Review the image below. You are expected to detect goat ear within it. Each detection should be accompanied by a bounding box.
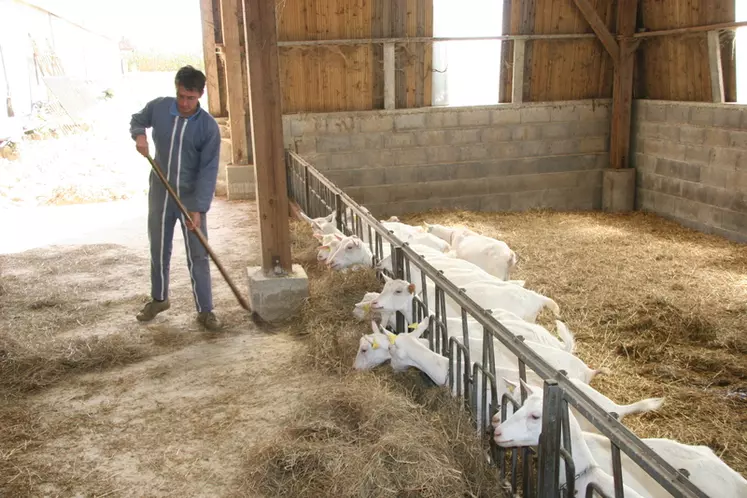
[334,233,344,240]
[518,378,534,396]
[312,233,323,240]
[381,273,393,282]
[370,320,380,334]
[502,377,518,394]
[366,335,380,350]
[384,330,397,344]
[411,316,430,338]
[407,283,416,294]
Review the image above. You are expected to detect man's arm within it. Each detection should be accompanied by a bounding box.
[192,120,221,213]
[129,98,158,140]
[130,98,161,157]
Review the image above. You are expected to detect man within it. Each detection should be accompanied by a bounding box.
[129,65,222,331]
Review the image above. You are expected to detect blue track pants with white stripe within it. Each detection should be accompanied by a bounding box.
[147,177,213,313]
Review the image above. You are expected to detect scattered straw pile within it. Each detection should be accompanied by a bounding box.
[0,245,198,399]
[399,208,747,477]
[239,373,501,497]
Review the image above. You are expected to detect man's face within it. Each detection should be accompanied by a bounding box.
[176,84,202,115]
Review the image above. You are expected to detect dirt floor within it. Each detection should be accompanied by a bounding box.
[0,199,308,496]
[0,199,501,497]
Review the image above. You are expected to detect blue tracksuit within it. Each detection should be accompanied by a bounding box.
[129,97,221,312]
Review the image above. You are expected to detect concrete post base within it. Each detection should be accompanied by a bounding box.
[246,264,309,323]
[602,168,636,213]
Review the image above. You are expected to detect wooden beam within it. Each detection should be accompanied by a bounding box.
[571,0,620,64]
[707,30,725,103]
[511,39,526,103]
[199,0,221,116]
[220,0,249,164]
[498,0,512,103]
[632,20,747,39]
[383,42,395,110]
[275,33,597,47]
[517,0,535,104]
[242,0,292,273]
[609,0,638,170]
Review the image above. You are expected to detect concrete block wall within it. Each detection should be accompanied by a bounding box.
[282,100,611,217]
[633,100,747,243]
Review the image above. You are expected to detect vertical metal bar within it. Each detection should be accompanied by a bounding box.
[461,307,471,409]
[334,194,343,231]
[611,444,625,498]
[393,246,405,334]
[303,166,310,213]
[439,283,448,355]
[537,380,562,497]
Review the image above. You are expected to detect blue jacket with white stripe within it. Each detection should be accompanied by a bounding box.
[129,97,221,213]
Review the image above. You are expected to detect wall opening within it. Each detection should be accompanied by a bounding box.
[737,2,747,103]
[431,0,503,107]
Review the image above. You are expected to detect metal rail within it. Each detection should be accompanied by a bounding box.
[285,150,709,498]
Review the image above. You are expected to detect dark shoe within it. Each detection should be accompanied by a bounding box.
[197,311,222,331]
[136,299,170,322]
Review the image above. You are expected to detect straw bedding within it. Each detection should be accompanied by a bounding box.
[398,208,747,477]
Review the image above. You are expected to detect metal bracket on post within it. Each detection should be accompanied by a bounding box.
[537,380,562,496]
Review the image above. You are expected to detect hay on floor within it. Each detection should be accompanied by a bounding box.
[397,208,747,477]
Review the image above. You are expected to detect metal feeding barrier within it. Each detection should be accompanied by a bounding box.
[286,150,708,498]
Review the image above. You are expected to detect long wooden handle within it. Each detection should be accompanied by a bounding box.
[145,154,251,311]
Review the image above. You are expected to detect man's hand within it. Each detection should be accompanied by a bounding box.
[186,212,201,231]
[135,135,149,157]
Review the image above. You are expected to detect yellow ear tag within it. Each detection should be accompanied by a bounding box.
[408,323,418,330]
[362,303,371,312]
[371,339,380,350]
[506,383,515,394]
[387,333,397,345]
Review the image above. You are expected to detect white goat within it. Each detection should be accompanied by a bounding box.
[377,251,525,293]
[383,318,547,434]
[496,377,664,435]
[493,381,647,498]
[369,278,572,351]
[493,382,746,498]
[352,321,430,370]
[372,275,559,324]
[584,432,747,498]
[323,235,418,270]
[425,223,518,280]
[314,232,344,262]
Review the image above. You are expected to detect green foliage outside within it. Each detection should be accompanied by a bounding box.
[125,50,205,72]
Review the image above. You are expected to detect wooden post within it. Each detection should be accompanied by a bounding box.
[572,0,620,65]
[242,0,292,274]
[199,0,221,116]
[220,0,249,164]
[609,0,638,169]
[511,39,526,103]
[212,0,229,117]
[383,42,395,110]
[707,30,725,103]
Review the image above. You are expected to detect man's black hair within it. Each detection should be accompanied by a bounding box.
[175,65,206,93]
